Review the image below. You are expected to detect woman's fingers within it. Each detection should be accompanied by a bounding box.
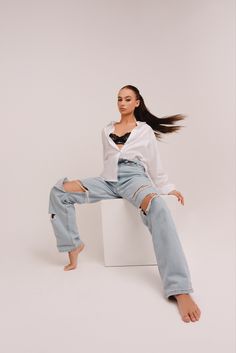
[176,192,184,205]
[169,190,185,205]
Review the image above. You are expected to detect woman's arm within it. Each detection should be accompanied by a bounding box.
[147,129,176,195]
[146,129,185,205]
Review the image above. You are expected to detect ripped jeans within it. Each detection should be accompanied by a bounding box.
[48,157,194,299]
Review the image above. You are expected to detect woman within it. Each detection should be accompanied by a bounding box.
[48,84,201,323]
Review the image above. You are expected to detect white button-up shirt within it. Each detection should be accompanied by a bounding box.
[99,120,176,195]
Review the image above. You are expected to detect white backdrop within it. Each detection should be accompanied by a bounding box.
[0,0,235,351]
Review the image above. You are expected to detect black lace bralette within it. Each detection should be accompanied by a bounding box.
[109,132,131,145]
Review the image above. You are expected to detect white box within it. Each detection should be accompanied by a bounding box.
[100,198,158,267]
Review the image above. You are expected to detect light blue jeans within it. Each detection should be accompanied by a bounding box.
[48,157,194,299]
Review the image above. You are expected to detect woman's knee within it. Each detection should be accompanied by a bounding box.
[139,193,159,215]
[63,179,88,193]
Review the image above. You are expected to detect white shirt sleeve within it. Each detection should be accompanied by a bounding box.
[147,129,176,195]
[101,128,105,159]
[101,128,108,161]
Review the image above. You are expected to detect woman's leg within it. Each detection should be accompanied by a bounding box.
[139,195,194,299]
[116,161,193,300]
[48,176,120,268]
[116,161,201,322]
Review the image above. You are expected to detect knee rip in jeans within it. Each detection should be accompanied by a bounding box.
[50,180,90,220]
[75,180,89,192]
[139,193,159,216]
[63,179,89,193]
[132,184,152,200]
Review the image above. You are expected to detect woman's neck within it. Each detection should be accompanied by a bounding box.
[118,114,137,125]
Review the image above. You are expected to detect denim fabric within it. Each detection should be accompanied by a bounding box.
[48,157,194,299]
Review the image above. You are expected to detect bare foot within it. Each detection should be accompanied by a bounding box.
[174,293,201,323]
[64,243,85,271]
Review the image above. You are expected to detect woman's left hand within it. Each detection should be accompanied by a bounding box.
[168,190,185,205]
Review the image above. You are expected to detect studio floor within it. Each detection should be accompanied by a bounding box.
[1,224,235,353]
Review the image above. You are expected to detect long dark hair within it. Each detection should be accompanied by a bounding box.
[120,84,186,140]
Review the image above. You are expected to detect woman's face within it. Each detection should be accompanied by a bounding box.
[117,88,140,115]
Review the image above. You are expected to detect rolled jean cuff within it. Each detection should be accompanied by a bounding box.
[57,240,84,253]
[165,287,194,300]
